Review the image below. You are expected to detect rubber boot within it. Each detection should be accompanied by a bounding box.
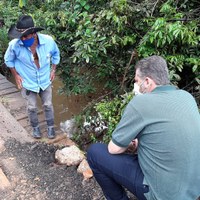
[47,127,55,139]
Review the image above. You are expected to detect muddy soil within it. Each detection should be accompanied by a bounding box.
[0,138,104,200]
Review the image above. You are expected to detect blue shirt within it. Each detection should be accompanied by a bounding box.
[4,33,60,93]
[112,85,200,200]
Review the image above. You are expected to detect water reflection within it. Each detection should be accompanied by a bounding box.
[8,75,99,127]
[52,76,94,126]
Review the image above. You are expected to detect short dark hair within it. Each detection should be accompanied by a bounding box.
[135,55,170,85]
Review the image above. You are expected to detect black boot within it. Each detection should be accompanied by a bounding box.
[47,127,55,139]
[32,127,42,139]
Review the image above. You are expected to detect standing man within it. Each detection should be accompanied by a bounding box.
[87,55,200,200]
[4,15,60,139]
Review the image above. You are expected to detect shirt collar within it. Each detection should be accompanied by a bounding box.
[152,85,178,93]
[36,33,45,45]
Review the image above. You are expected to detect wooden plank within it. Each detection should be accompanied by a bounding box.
[12,111,27,122]
[0,73,65,144]
[16,109,44,121]
[0,82,16,90]
[2,92,24,101]
[19,114,46,128]
[18,118,31,128]
[1,93,26,112]
[0,78,9,84]
[0,88,18,96]
[0,74,6,80]
[15,113,28,121]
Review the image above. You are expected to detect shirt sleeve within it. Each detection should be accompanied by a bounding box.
[50,40,60,65]
[112,100,144,147]
[4,40,16,68]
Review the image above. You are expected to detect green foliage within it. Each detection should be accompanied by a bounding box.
[34,0,140,95]
[0,27,9,62]
[0,1,22,66]
[1,0,200,89]
[19,0,27,8]
[72,91,134,146]
[138,1,200,85]
[73,92,133,149]
[2,0,199,96]
[95,92,133,143]
[0,0,200,145]
[46,0,200,95]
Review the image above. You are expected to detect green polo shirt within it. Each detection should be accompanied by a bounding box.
[112,85,200,200]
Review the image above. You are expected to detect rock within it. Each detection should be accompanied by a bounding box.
[0,168,11,190]
[77,159,93,179]
[83,169,93,179]
[0,138,5,153]
[55,145,85,166]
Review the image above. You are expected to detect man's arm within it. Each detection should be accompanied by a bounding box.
[4,40,23,89]
[9,68,23,89]
[50,64,57,81]
[108,140,127,154]
[50,39,60,82]
[108,139,138,154]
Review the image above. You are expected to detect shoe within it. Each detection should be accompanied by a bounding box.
[47,127,55,139]
[32,127,42,139]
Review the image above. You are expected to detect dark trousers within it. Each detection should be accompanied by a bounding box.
[87,143,149,200]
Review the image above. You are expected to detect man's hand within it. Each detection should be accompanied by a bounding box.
[50,69,56,81]
[15,74,23,89]
[127,139,138,154]
[9,68,23,89]
[50,64,57,81]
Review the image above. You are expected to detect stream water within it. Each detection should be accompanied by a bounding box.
[8,75,101,127]
[52,76,97,126]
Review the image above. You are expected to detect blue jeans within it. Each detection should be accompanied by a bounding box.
[87,143,149,200]
[21,85,54,128]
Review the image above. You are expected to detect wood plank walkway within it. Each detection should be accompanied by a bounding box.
[0,73,74,146]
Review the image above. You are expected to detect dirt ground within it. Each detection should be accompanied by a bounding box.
[0,137,139,200]
[0,74,137,200]
[0,138,105,200]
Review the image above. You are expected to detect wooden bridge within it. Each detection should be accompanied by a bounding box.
[0,73,74,146]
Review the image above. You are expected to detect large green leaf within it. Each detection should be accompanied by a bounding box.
[19,0,27,8]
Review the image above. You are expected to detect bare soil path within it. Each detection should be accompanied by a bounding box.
[0,73,104,200]
[0,137,104,200]
[0,74,138,200]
